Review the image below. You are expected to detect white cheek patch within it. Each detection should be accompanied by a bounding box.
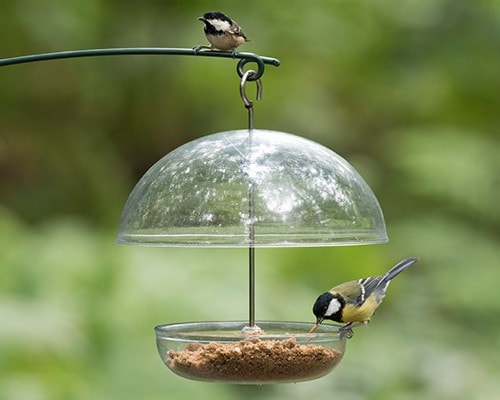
[325,298,341,317]
[208,19,231,32]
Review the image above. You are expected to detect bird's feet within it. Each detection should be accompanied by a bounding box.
[192,45,211,54]
[339,322,354,339]
[340,326,354,339]
[339,321,369,339]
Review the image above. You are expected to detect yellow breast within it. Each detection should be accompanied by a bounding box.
[341,294,380,323]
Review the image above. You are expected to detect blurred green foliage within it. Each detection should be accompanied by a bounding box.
[1,1,499,399]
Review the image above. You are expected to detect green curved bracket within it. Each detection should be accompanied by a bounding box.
[0,47,280,80]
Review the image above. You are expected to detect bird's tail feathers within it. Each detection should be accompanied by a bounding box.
[383,257,419,283]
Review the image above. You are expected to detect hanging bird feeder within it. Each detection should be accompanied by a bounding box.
[1,46,387,384]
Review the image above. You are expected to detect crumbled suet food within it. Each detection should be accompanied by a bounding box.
[166,337,342,383]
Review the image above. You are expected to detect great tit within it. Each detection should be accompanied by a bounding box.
[194,11,249,56]
[309,257,419,334]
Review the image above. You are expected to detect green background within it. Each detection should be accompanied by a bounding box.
[1,1,499,399]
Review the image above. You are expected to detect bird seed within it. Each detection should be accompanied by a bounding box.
[166,337,342,383]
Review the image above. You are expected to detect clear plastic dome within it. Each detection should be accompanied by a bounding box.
[117,129,387,247]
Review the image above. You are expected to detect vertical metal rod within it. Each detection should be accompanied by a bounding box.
[247,111,256,328]
[249,245,256,327]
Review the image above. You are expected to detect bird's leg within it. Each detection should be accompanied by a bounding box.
[231,48,237,58]
[340,322,354,339]
[339,321,369,339]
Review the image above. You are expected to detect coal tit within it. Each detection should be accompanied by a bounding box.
[194,11,249,56]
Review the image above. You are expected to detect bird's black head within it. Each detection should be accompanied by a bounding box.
[312,292,345,325]
[198,11,233,35]
[200,11,232,23]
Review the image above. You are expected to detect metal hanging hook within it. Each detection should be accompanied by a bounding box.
[239,69,263,109]
[239,69,262,131]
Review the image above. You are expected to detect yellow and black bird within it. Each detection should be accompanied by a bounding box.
[194,11,249,56]
[309,257,419,333]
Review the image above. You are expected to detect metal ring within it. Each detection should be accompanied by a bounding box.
[237,57,265,81]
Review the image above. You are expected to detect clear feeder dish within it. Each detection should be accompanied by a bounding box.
[155,321,346,384]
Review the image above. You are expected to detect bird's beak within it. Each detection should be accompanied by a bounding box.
[197,16,206,21]
[308,317,324,333]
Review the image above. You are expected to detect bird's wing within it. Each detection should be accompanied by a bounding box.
[331,281,365,306]
[358,275,388,302]
[229,22,247,38]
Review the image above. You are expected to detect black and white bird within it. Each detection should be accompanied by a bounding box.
[194,11,249,56]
